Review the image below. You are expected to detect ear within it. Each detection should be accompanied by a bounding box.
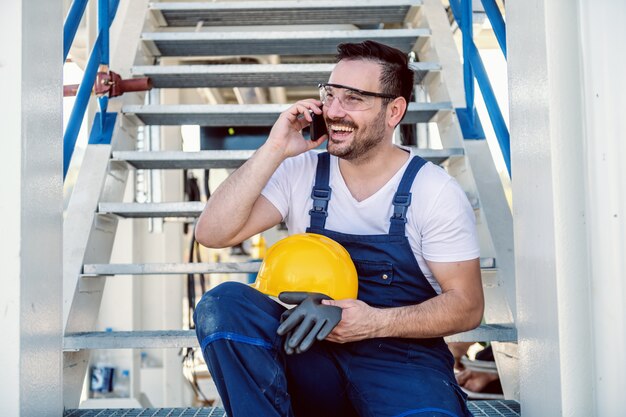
[387,97,408,128]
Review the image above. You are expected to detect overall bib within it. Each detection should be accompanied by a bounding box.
[194,153,471,417]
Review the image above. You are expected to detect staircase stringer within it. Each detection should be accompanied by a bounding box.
[63,0,151,407]
[63,119,138,408]
[411,0,516,318]
[411,0,519,400]
[408,0,465,108]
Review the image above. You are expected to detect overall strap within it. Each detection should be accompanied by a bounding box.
[309,152,332,230]
[389,156,428,236]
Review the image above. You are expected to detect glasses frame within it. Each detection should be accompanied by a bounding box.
[318,83,399,105]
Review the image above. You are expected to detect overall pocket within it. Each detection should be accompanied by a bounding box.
[353,259,395,308]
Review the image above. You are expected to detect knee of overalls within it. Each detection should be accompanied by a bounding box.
[194,281,285,348]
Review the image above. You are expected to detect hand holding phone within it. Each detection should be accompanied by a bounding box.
[310,110,328,141]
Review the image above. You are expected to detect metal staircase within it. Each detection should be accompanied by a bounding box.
[63,0,518,415]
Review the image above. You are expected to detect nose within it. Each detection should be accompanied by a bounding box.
[325,96,347,120]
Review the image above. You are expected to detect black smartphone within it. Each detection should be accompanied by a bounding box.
[310,110,328,141]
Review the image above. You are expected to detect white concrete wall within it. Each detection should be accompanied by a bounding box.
[509,0,626,415]
[0,1,63,415]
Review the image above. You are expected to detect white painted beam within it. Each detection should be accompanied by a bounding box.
[509,0,626,415]
[0,1,63,415]
[579,1,626,415]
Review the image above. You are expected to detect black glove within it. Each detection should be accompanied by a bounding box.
[276,292,342,354]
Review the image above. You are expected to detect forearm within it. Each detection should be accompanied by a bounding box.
[195,142,285,247]
[195,99,325,248]
[373,290,483,339]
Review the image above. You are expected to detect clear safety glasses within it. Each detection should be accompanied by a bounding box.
[318,83,398,111]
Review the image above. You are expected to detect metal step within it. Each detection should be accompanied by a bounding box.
[444,323,516,343]
[122,102,451,126]
[469,401,520,417]
[63,323,515,350]
[83,262,261,276]
[151,1,420,27]
[112,148,464,170]
[142,29,429,57]
[131,62,440,88]
[64,403,521,417]
[65,409,227,417]
[98,202,205,218]
[103,200,492,219]
[85,259,496,277]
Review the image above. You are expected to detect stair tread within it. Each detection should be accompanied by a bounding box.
[98,201,205,218]
[151,0,420,27]
[63,323,516,350]
[122,102,451,126]
[83,261,496,276]
[112,148,463,169]
[131,62,440,88]
[445,323,516,343]
[141,28,429,57]
[83,261,262,275]
[64,401,520,417]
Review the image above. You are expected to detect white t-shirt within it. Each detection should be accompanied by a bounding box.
[261,148,480,293]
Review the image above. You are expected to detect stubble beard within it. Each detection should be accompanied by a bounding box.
[326,106,387,161]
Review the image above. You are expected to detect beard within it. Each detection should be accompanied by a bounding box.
[326,106,387,161]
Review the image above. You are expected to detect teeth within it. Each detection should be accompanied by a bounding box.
[330,125,354,132]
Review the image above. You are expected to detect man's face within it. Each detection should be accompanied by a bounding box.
[323,59,390,161]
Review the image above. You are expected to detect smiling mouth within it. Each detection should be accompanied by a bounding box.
[329,124,355,139]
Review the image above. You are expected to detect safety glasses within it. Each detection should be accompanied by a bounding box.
[318,83,398,111]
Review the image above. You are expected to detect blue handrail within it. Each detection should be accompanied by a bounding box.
[63,0,120,179]
[63,0,89,62]
[468,41,510,170]
[449,0,511,175]
[481,0,507,59]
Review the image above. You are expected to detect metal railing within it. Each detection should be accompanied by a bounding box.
[449,0,511,176]
[63,0,121,179]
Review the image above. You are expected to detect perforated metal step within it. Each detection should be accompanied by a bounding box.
[84,260,495,277]
[141,29,429,57]
[151,0,420,27]
[64,403,521,417]
[122,102,451,126]
[63,324,515,351]
[131,62,439,88]
[468,400,521,416]
[82,262,261,276]
[102,185,492,217]
[98,202,204,218]
[64,408,226,417]
[112,147,463,170]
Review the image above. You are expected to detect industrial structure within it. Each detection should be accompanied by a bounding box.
[1,0,625,416]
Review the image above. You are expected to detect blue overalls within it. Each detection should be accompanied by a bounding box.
[194,152,471,417]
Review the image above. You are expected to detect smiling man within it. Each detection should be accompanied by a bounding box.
[194,40,483,417]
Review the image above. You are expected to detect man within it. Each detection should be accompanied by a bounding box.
[194,40,483,417]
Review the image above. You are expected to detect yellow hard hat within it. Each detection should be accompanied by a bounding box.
[251,233,358,300]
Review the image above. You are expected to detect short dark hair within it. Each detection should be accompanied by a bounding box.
[336,40,414,106]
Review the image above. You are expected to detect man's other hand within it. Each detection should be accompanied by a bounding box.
[321,298,382,343]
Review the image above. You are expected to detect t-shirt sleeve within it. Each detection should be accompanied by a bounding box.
[260,159,291,221]
[420,178,480,262]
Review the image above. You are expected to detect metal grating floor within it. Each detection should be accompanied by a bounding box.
[64,401,519,417]
[64,409,226,417]
[468,400,521,416]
